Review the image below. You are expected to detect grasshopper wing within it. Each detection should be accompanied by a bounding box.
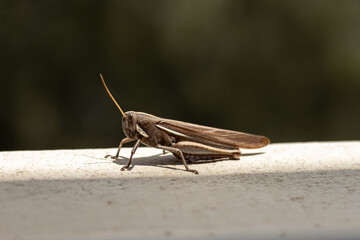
[156,119,270,149]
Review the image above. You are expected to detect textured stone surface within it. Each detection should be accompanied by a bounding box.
[1,141,360,239]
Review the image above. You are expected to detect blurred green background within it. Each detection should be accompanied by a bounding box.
[1,0,360,151]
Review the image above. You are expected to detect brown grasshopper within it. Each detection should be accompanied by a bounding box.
[100,74,270,174]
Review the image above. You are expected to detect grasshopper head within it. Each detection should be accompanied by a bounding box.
[122,111,138,139]
[99,74,145,140]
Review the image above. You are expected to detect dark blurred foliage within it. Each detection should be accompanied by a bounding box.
[1,0,360,151]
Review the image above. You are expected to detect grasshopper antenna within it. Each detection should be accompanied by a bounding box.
[99,73,126,118]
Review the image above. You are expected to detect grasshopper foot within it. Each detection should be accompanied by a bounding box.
[121,166,129,171]
[105,155,116,159]
[188,169,199,175]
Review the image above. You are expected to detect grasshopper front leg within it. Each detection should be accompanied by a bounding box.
[121,139,141,171]
[105,137,134,160]
[156,144,199,175]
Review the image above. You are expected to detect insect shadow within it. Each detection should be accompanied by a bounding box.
[96,150,266,172]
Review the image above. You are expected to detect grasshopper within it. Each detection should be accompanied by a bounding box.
[100,74,270,174]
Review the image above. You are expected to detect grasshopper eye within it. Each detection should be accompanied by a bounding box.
[128,113,133,122]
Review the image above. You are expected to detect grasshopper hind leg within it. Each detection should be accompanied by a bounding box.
[173,141,241,161]
[156,145,199,175]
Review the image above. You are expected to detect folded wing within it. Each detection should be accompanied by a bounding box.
[156,119,270,149]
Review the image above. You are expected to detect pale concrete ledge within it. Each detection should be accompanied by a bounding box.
[1,141,360,240]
